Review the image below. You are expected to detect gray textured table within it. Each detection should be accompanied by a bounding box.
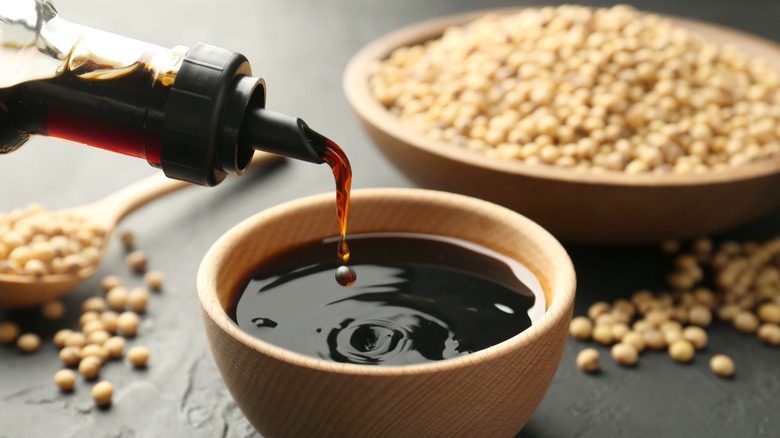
[2,0,780,437]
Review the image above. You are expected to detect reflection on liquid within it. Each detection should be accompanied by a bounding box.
[233,233,545,366]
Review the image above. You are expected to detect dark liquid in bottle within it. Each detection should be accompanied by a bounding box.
[231,233,545,366]
[1,51,171,163]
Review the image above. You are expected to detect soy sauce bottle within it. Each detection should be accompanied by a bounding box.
[0,0,326,186]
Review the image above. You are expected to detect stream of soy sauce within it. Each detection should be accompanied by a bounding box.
[318,139,357,286]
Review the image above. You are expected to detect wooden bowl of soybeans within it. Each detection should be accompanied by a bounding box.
[344,5,780,245]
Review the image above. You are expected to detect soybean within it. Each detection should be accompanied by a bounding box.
[669,340,695,363]
[757,323,780,346]
[0,321,20,344]
[92,381,113,407]
[569,316,593,340]
[78,356,101,380]
[127,288,149,313]
[682,326,708,350]
[127,345,150,368]
[125,250,148,273]
[144,271,164,292]
[576,348,600,373]
[709,354,735,378]
[16,333,41,354]
[59,346,82,367]
[54,369,77,392]
[611,343,639,366]
[103,336,126,360]
[117,311,140,337]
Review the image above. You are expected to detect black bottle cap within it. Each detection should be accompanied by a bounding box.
[159,43,265,186]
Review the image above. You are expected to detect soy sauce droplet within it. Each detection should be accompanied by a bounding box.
[338,239,350,263]
[335,265,357,287]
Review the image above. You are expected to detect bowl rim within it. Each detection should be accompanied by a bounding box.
[343,6,780,188]
[197,187,576,377]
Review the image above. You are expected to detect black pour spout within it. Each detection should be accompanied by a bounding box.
[241,108,327,165]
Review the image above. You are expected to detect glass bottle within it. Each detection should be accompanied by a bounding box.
[1,0,325,186]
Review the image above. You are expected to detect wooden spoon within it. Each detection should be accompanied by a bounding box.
[0,152,284,308]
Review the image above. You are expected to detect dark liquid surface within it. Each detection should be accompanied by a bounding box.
[232,233,545,366]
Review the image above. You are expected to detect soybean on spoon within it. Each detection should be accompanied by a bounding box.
[0,152,283,308]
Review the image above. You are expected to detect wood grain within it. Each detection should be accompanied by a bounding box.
[197,188,576,437]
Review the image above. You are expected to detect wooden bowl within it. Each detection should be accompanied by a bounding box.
[197,188,576,437]
[343,8,780,245]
